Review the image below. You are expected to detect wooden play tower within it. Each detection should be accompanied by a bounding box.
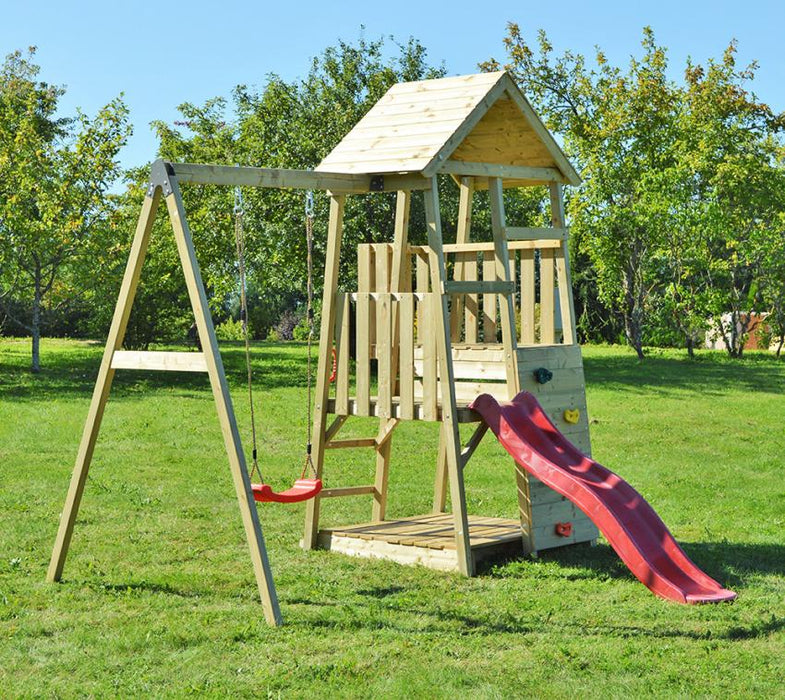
[49,71,598,627]
[303,71,598,575]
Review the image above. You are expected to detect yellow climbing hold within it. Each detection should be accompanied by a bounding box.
[563,408,580,424]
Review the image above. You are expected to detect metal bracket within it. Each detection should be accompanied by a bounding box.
[369,175,385,192]
[147,159,176,198]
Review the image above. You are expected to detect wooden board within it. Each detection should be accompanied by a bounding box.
[317,513,525,572]
[110,350,207,372]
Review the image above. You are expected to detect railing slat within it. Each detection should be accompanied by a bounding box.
[399,293,415,420]
[540,248,556,344]
[356,292,371,416]
[334,293,350,414]
[422,294,438,421]
[377,293,392,419]
[482,256,497,342]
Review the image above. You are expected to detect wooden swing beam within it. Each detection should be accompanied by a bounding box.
[49,159,400,628]
[166,161,432,192]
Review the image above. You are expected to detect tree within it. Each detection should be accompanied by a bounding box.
[485,26,681,358]
[0,48,130,371]
[486,26,785,359]
[677,46,785,357]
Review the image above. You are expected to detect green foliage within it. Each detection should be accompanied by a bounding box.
[2,338,785,695]
[486,26,785,359]
[214,318,246,342]
[0,48,130,369]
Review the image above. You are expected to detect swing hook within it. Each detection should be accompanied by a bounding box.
[234,186,244,216]
[305,190,314,219]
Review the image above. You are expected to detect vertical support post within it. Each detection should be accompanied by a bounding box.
[373,191,411,521]
[540,248,556,345]
[432,424,449,513]
[450,177,474,341]
[304,194,346,549]
[423,178,473,576]
[437,179,473,512]
[487,178,519,394]
[165,178,282,626]
[488,177,534,557]
[48,188,161,585]
[520,250,536,344]
[550,183,577,345]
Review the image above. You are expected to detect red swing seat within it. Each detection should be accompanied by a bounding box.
[251,478,322,504]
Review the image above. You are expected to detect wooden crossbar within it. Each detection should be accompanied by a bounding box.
[409,241,561,255]
[505,227,568,241]
[110,350,207,372]
[320,485,378,498]
[438,160,566,182]
[325,438,377,449]
[170,162,431,193]
[444,280,515,295]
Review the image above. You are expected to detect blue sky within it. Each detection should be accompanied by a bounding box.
[3,0,784,171]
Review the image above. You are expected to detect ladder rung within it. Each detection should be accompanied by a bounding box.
[325,438,377,449]
[444,281,515,295]
[110,350,207,372]
[505,226,567,241]
[319,485,377,498]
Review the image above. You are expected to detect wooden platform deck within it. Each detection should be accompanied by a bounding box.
[316,513,524,572]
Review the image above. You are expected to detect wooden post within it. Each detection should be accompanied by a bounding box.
[303,195,346,549]
[165,178,282,626]
[488,177,534,556]
[432,424,450,513]
[550,183,577,345]
[450,178,474,341]
[487,178,519,394]
[437,179,473,512]
[539,248,556,345]
[47,188,161,585]
[373,191,411,521]
[423,178,473,576]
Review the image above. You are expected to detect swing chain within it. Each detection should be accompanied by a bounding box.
[233,187,261,482]
[303,190,317,479]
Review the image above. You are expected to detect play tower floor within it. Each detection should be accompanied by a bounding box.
[316,513,525,572]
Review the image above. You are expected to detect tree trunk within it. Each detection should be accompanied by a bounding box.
[622,258,645,360]
[31,264,42,373]
[685,334,695,359]
[623,290,645,359]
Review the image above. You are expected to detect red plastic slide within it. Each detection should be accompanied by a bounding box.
[470,392,736,604]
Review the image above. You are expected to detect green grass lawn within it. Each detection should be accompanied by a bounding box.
[1,338,784,697]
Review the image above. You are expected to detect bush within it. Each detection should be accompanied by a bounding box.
[215,318,247,341]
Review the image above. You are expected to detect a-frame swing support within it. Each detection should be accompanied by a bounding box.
[48,160,432,627]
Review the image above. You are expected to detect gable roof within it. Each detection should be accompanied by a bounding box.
[316,71,580,186]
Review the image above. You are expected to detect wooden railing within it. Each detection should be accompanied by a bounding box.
[357,239,573,347]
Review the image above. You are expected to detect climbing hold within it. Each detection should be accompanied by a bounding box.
[533,367,553,384]
[563,408,580,424]
[555,522,573,538]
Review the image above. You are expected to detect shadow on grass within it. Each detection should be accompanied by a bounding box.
[285,541,785,640]
[93,580,206,599]
[486,540,785,586]
[0,342,314,402]
[583,352,785,397]
[293,594,785,641]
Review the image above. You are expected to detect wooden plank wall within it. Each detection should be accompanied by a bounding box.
[337,241,582,417]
